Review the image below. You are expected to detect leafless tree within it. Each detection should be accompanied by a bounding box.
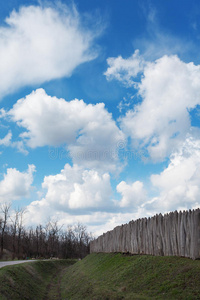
[16,208,26,259]
[0,203,11,257]
[10,209,19,259]
[0,215,92,260]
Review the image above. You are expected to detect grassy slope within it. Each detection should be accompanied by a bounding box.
[0,259,76,300]
[61,253,200,300]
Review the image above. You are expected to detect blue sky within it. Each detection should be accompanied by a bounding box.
[1,0,200,235]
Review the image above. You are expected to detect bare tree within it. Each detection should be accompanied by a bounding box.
[74,223,92,258]
[10,209,19,259]
[0,203,11,257]
[0,215,92,260]
[16,208,26,259]
[45,221,63,257]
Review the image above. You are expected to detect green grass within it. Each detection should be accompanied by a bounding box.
[0,259,77,300]
[0,254,200,299]
[61,253,200,300]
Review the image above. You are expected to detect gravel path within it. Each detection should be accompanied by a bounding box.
[0,260,37,269]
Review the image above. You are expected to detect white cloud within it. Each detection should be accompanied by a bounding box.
[104,50,146,87]
[147,136,200,212]
[7,88,124,172]
[106,51,200,161]
[0,4,99,99]
[0,131,12,146]
[116,180,146,208]
[25,163,113,226]
[69,170,112,209]
[0,130,28,155]
[41,163,112,210]
[11,141,29,155]
[0,165,36,203]
[25,202,150,237]
[23,137,200,235]
[0,109,7,119]
[23,163,149,234]
[23,206,136,236]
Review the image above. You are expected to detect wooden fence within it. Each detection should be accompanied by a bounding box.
[90,209,200,259]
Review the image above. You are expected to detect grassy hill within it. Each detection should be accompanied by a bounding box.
[0,253,200,299]
[61,253,200,300]
[0,259,77,300]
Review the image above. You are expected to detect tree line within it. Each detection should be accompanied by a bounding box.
[0,203,93,260]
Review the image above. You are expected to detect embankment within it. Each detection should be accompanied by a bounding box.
[1,254,200,299]
[60,253,200,300]
[0,259,76,300]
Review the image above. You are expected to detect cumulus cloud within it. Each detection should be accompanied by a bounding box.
[106,51,200,161]
[0,165,36,203]
[7,88,124,172]
[147,136,200,212]
[104,50,146,87]
[23,163,149,234]
[116,180,147,208]
[25,163,113,226]
[0,4,99,99]
[69,170,112,209]
[23,137,200,235]
[42,163,112,210]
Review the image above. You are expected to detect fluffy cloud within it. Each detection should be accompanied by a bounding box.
[0,165,36,203]
[43,164,112,210]
[106,51,200,161]
[24,163,149,234]
[69,171,112,209]
[0,130,28,155]
[24,136,200,234]
[0,4,98,99]
[105,49,146,87]
[26,163,113,225]
[26,138,200,234]
[116,180,147,208]
[7,88,124,172]
[147,136,200,212]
